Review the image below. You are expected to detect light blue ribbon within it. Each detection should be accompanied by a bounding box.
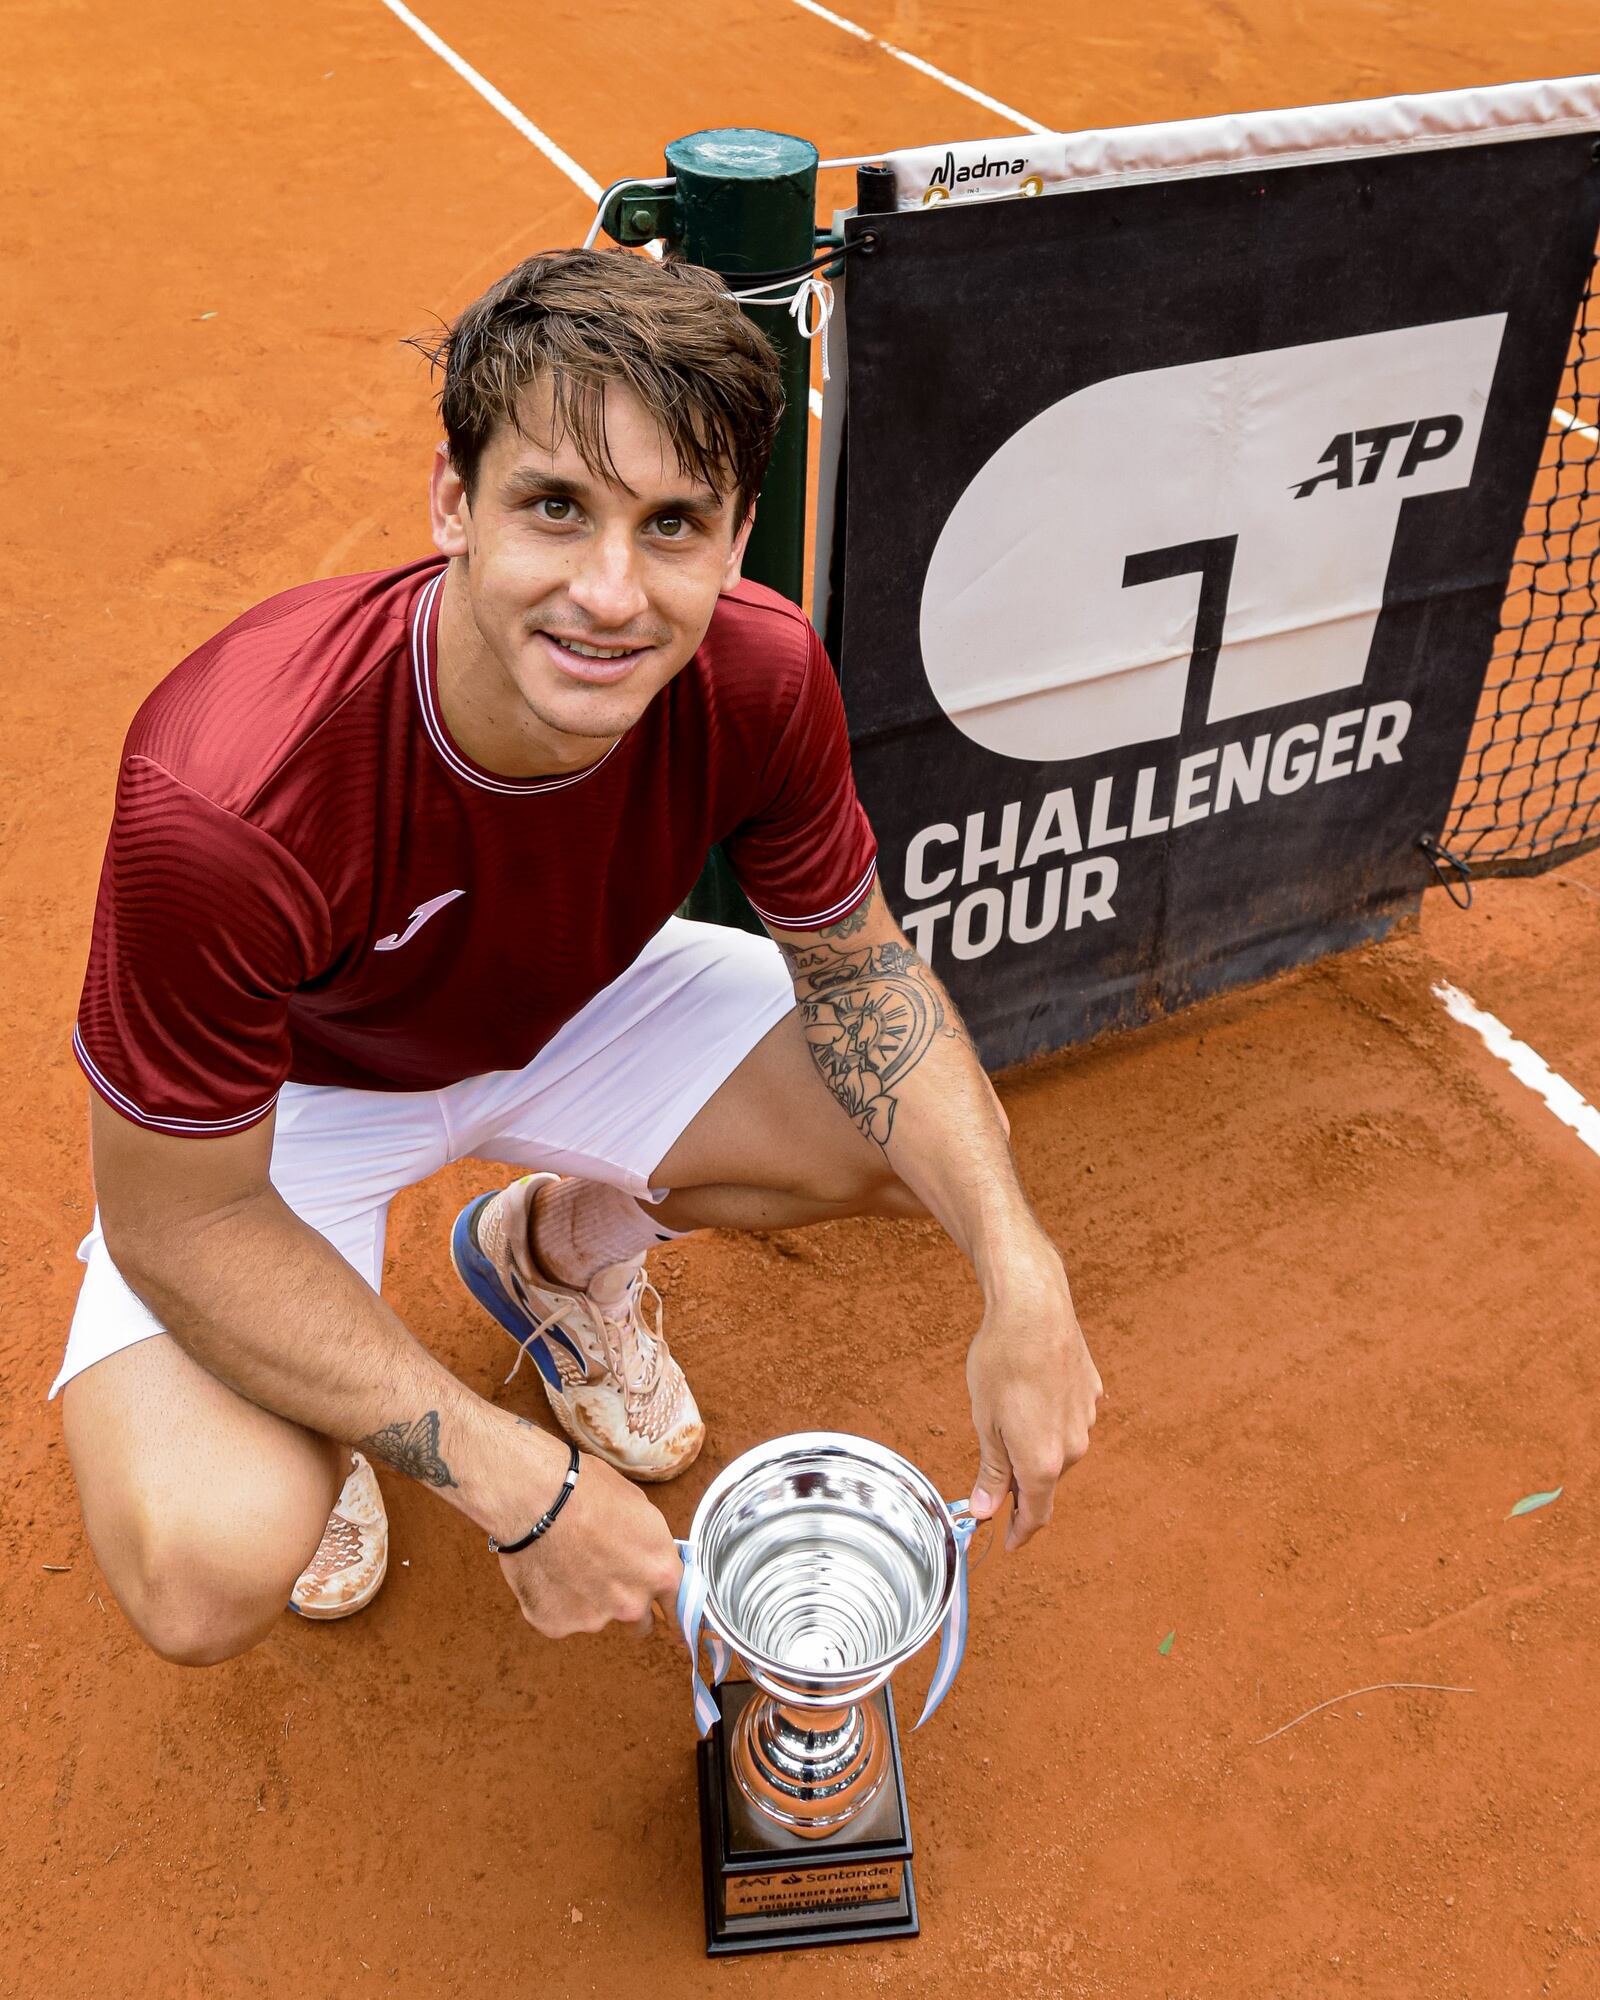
[674,1501,979,1741]
[675,1538,733,1738]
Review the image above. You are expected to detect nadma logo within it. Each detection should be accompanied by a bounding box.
[926,148,1028,191]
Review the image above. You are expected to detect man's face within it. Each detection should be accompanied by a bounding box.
[430,375,753,748]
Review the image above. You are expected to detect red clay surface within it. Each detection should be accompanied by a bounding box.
[5,3,1600,1995]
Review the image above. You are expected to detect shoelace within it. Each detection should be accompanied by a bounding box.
[505,1267,680,1441]
[595,1273,683,1441]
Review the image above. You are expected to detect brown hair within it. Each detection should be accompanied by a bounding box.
[415,249,784,519]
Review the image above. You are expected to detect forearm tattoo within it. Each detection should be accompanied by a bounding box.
[778,932,963,1148]
[358,1409,458,1488]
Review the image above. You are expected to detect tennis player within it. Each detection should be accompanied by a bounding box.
[58,250,1102,1664]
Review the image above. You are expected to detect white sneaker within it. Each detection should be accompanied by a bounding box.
[289,1453,388,1620]
[450,1174,704,1483]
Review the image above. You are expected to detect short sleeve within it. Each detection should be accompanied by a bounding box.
[723,626,878,931]
[73,757,331,1135]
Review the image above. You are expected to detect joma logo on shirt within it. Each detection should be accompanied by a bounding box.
[374,889,466,951]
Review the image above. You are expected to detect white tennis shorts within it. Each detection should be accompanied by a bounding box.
[53,917,794,1398]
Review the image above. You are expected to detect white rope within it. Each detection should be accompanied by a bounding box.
[728,274,836,378]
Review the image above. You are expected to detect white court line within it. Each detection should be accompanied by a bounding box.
[375,0,602,200]
[375,3,831,416]
[1434,981,1600,1158]
[786,0,1052,137]
[1554,405,1600,444]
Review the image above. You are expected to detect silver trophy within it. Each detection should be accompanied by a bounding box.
[676,1432,976,1954]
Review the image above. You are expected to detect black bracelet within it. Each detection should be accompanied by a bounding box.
[488,1441,581,1555]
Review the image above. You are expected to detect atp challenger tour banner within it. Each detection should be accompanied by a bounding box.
[817,80,1600,1069]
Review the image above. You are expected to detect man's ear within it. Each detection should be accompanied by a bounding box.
[430,443,471,558]
[721,505,757,590]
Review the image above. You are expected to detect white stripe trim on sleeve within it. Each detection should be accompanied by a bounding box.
[745,857,879,932]
[73,1029,280,1136]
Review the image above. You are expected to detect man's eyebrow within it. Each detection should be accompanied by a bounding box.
[501,468,594,503]
[650,491,724,519]
[500,466,724,516]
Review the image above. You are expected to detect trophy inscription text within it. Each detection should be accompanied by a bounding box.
[724,1861,906,1920]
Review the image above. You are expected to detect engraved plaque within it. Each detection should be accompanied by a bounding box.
[723,1860,907,1919]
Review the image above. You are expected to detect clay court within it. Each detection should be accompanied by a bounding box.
[5,2,1600,1994]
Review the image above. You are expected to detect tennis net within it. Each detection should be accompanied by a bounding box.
[1446,247,1600,874]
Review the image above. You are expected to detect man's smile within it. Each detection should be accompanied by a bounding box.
[534,629,658,684]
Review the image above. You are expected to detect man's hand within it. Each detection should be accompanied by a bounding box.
[494,1443,683,1639]
[89,1096,687,1640]
[966,1245,1103,1552]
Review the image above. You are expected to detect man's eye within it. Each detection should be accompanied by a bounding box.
[536,498,573,522]
[655,514,687,538]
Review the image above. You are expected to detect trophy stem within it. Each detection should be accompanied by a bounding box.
[729,1692,892,1839]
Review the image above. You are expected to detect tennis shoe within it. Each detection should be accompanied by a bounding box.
[450,1173,704,1483]
[289,1452,388,1620]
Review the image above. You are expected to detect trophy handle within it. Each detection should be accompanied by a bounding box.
[911,1498,979,1731]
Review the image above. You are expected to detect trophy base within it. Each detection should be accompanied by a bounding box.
[695,1680,918,1956]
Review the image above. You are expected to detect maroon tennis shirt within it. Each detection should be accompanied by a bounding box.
[74,559,877,1136]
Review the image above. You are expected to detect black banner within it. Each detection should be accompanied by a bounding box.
[830,133,1600,1068]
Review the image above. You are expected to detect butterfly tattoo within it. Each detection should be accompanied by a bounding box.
[358,1409,458,1488]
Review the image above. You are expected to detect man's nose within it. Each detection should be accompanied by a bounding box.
[566,527,650,629]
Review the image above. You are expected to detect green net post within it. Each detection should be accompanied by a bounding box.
[670,131,818,931]
[666,128,819,603]
[605,131,820,930]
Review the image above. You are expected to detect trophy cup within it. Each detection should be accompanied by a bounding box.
[675,1433,977,1956]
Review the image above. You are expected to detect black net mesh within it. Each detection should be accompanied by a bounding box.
[1445,251,1600,874]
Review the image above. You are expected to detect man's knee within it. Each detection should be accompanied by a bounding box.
[113,1507,307,1667]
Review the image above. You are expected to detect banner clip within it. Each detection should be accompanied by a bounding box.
[1417,832,1474,909]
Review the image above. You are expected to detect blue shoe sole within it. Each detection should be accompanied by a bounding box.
[449,1195,566,1393]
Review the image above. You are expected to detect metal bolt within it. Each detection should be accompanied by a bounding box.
[627,205,656,236]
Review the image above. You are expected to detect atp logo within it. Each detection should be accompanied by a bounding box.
[1292,414,1464,497]
[919,316,1506,764]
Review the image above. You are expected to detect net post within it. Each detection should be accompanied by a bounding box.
[665,128,820,604]
[663,129,821,931]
